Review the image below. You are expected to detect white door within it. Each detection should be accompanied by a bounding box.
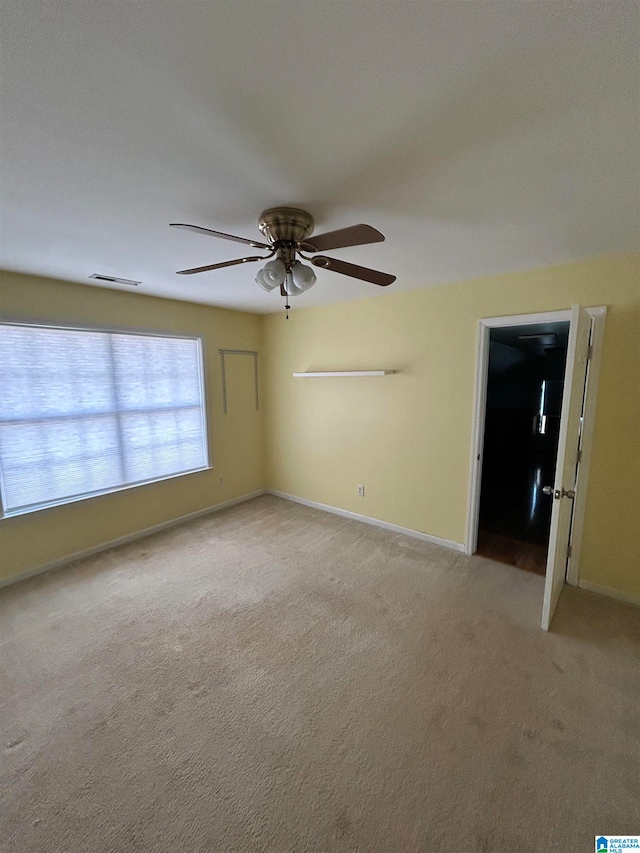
[541,304,592,630]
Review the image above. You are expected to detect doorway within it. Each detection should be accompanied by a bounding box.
[466,306,607,630]
[476,321,570,575]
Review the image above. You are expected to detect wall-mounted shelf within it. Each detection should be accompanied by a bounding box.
[292,370,396,378]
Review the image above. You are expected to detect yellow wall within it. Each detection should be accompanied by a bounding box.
[263,253,640,600]
[0,271,264,583]
[2,255,639,600]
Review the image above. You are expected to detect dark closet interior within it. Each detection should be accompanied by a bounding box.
[476,322,570,575]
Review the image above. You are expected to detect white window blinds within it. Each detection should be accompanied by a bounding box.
[0,323,209,515]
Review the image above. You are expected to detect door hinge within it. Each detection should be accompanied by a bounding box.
[576,449,582,465]
[587,344,593,360]
[567,544,572,558]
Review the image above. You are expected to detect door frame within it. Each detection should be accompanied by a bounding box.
[464,306,607,590]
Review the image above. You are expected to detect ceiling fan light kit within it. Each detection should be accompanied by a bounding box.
[171,207,395,317]
[255,257,317,296]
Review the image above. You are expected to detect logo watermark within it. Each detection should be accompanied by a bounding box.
[596,838,640,852]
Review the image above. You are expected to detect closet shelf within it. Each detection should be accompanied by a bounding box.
[292,370,396,378]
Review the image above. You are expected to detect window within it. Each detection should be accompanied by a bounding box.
[0,322,209,516]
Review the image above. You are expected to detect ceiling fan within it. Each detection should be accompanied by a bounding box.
[170,207,395,311]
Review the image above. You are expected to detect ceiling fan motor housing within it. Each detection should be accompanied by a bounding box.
[258,207,314,245]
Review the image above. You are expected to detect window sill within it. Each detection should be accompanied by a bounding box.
[0,465,213,520]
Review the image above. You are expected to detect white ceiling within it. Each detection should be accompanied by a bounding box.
[1,1,638,313]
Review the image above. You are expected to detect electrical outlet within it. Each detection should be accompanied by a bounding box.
[357,484,365,497]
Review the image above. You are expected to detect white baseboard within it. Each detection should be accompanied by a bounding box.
[267,489,465,552]
[577,579,640,608]
[0,490,266,589]
[5,488,637,611]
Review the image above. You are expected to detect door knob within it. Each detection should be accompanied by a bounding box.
[543,486,575,499]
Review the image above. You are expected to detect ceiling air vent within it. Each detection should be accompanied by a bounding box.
[89,274,140,286]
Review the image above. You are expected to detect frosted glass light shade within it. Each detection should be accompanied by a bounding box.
[255,269,278,292]
[291,261,316,291]
[255,258,286,292]
[284,271,304,296]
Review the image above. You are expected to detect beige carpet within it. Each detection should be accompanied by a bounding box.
[1,495,638,852]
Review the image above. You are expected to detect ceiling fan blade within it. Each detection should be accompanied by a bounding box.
[300,224,384,253]
[176,256,266,275]
[170,223,270,250]
[311,256,395,286]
